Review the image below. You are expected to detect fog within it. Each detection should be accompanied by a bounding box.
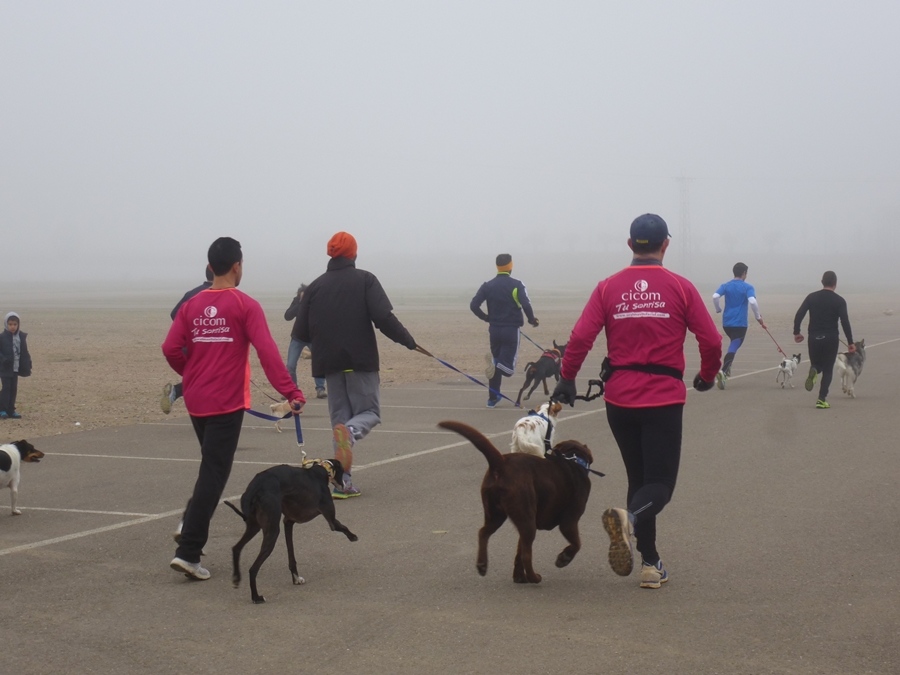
[2,2,899,296]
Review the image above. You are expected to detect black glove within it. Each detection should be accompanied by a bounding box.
[528,317,540,327]
[692,373,714,392]
[551,378,577,407]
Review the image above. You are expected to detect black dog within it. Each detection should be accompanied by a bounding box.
[225,460,357,604]
[516,341,566,406]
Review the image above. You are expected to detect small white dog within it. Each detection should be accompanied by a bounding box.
[269,400,295,433]
[776,353,802,388]
[1,440,44,515]
[510,402,563,457]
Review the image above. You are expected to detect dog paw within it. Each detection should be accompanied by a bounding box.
[555,551,574,568]
[232,576,241,588]
[11,509,22,515]
[253,596,266,604]
[274,421,284,433]
[348,534,359,542]
[292,575,306,586]
[527,573,542,584]
[513,574,528,583]
[476,562,488,577]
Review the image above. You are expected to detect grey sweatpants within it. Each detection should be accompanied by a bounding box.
[324,370,381,441]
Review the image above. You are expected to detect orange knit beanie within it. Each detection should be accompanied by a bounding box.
[327,231,358,259]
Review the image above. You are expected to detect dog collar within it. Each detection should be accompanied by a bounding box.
[549,450,606,477]
[301,458,336,480]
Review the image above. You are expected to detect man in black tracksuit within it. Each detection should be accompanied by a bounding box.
[161,266,214,414]
[470,253,539,407]
[793,270,855,409]
[294,231,417,497]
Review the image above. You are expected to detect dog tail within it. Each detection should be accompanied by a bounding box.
[522,361,536,373]
[223,500,246,520]
[438,421,505,476]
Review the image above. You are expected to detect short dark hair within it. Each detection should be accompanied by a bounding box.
[496,253,512,267]
[822,270,837,287]
[631,240,664,255]
[733,262,748,277]
[208,237,242,276]
[204,266,214,282]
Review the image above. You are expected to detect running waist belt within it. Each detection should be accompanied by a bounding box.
[601,357,683,381]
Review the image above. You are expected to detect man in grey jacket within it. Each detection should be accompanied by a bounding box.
[294,232,418,498]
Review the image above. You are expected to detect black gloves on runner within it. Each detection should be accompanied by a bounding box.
[692,373,714,392]
[528,317,540,327]
[551,377,577,406]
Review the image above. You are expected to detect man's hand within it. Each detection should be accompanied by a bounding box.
[758,318,767,329]
[551,378,577,407]
[692,373,714,392]
[291,399,305,415]
[848,343,857,353]
[528,317,540,327]
[794,334,804,343]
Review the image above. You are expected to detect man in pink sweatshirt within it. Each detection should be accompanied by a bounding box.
[162,237,306,581]
[553,214,721,590]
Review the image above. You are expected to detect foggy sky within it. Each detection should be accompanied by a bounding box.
[2,2,899,294]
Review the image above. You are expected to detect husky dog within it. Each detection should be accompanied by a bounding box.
[776,354,802,388]
[836,339,866,398]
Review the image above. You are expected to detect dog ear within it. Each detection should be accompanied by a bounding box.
[554,440,594,464]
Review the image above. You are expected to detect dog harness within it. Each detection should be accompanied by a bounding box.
[541,349,561,364]
[527,409,555,454]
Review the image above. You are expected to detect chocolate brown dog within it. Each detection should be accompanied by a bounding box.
[225,460,357,604]
[438,420,595,584]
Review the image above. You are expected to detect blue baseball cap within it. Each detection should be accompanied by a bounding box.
[629,214,671,246]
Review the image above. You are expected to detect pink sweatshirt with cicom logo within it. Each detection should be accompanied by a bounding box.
[162,288,304,417]
[561,264,722,408]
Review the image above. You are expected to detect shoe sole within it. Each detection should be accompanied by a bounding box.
[332,424,354,473]
[169,559,210,581]
[602,508,635,576]
[640,572,669,589]
[161,384,173,414]
[332,491,361,499]
[716,372,725,390]
[805,369,817,392]
[816,401,830,409]
[484,354,495,379]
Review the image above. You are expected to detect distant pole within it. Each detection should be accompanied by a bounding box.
[676,173,691,274]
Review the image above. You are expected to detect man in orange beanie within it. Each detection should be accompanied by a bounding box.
[293,232,418,497]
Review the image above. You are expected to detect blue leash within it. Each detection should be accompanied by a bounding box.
[415,346,521,408]
[519,331,545,353]
[245,407,304,447]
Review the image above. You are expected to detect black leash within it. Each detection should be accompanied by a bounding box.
[250,378,284,403]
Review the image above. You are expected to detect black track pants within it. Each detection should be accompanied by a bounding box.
[807,332,840,400]
[176,410,244,563]
[605,402,684,566]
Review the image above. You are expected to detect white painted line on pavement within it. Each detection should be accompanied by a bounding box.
[5,336,896,558]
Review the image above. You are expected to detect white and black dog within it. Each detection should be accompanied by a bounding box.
[837,339,866,398]
[0,440,45,515]
[510,401,563,457]
[776,353,802,388]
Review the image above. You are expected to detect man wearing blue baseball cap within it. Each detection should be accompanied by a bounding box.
[553,213,721,589]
